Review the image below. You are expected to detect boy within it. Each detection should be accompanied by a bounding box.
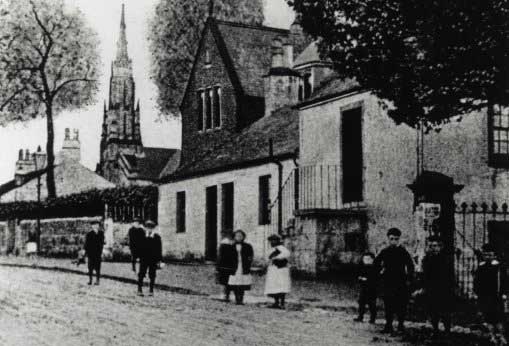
[474,244,507,345]
[374,227,415,334]
[137,220,162,297]
[216,230,235,301]
[84,222,105,285]
[354,252,377,323]
[422,236,453,334]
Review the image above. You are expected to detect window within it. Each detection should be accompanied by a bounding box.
[205,89,212,129]
[304,73,312,99]
[213,87,221,128]
[344,232,366,252]
[489,105,509,167]
[176,191,186,233]
[197,86,222,131]
[221,182,234,232]
[341,106,363,203]
[258,175,271,225]
[204,50,211,66]
[197,92,203,131]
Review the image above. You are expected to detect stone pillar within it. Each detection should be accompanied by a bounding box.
[407,171,463,292]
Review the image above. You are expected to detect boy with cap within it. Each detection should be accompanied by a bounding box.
[128,216,145,273]
[374,227,415,334]
[474,244,507,345]
[84,221,105,285]
[354,252,378,323]
[422,236,453,335]
[137,220,162,296]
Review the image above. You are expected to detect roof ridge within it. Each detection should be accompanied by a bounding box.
[215,19,289,34]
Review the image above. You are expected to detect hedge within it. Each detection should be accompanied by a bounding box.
[0,186,158,220]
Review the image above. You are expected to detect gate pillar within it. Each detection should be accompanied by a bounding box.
[408,171,464,293]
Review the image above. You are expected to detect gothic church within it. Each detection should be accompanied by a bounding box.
[97,5,179,186]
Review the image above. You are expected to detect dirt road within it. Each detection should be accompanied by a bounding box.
[0,266,481,346]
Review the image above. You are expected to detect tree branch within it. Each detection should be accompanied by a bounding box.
[53,77,94,96]
[0,86,27,111]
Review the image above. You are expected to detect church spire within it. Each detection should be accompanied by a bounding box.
[115,4,129,64]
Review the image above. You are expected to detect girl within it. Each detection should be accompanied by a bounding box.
[264,234,291,309]
[228,230,254,305]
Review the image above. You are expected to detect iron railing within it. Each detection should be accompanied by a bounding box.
[454,201,509,299]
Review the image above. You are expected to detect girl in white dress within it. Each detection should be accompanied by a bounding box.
[264,234,291,309]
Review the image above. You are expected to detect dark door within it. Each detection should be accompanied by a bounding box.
[205,186,218,261]
[341,106,363,203]
[489,221,509,265]
[221,182,234,232]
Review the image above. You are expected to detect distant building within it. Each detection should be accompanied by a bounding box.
[0,128,115,202]
[157,14,328,261]
[96,5,179,186]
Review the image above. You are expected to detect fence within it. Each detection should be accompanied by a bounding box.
[454,201,509,298]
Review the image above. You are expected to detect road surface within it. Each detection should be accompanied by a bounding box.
[0,266,480,346]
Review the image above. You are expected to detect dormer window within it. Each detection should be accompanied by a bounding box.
[204,50,211,67]
[197,86,222,131]
[489,105,509,168]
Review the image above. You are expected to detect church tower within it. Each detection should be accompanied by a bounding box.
[98,4,142,184]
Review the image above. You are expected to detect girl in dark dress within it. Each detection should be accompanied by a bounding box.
[228,230,254,305]
[216,230,235,301]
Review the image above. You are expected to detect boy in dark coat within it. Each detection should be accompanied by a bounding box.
[84,222,105,285]
[374,227,415,334]
[422,236,453,334]
[354,252,377,323]
[128,217,145,273]
[216,230,235,301]
[474,244,507,345]
[137,220,163,297]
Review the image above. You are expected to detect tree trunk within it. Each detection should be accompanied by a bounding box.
[45,103,56,198]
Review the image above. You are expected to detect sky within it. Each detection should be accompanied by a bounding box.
[0,0,295,184]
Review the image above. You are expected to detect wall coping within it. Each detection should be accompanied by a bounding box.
[295,208,367,217]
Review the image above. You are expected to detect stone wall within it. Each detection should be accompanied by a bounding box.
[0,216,140,260]
[297,89,509,274]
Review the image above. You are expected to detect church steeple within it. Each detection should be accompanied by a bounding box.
[115,4,129,65]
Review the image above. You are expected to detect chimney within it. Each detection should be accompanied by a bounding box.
[283,42,294,68]
[14,147,36,181]
[61,128,81,162]
[263,38,302,117]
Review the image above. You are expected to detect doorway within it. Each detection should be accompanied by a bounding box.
[205,186,218,261]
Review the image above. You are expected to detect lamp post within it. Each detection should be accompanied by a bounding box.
[33,153,42,255]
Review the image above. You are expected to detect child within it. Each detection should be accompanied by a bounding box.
[474,244,507,346]
[354,252,377,323]
[216,230,235,301]
[264,234,291,309]
[72,249,86,267]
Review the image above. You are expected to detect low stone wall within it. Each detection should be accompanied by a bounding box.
[286,210,368,276]
[0,217,139,260]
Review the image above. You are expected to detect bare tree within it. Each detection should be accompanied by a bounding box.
[0,0,101,198]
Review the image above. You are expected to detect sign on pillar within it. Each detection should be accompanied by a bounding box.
[414,203,441,271]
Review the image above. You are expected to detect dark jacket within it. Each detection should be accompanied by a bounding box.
[232,242,254,274]
[84,231,104,259]
[217,242,236,274]
[474,260,506,300]
[128,226,145,257]
[358,263,378,293]
[139,233,163,265]
[422,251,453,297]
[374,245,415,291]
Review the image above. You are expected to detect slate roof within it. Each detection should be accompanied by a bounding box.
[0,168,47,198]
[215,20,290,98]
[165,107,299,181]
[298,74,362,108]
[121,147,180,182]
[293,41,321,68]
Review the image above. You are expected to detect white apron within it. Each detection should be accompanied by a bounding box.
[264,245,291,295]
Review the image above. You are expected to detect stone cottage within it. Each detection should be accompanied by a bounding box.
[158,15,332,262]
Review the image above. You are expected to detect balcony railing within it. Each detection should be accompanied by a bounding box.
[265,164,364,235]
